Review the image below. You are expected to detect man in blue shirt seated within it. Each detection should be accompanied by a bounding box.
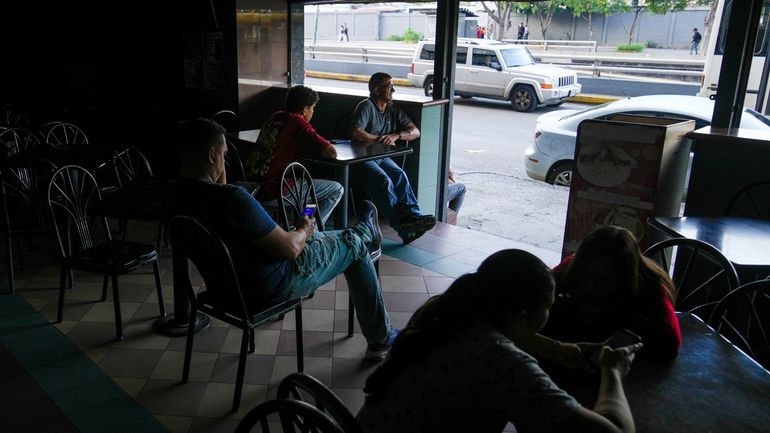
[164,118,397,361]
[349,72,436,244]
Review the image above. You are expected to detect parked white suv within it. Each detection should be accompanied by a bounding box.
[408,39,582,112]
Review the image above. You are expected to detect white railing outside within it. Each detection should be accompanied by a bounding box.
[501,39,598,52]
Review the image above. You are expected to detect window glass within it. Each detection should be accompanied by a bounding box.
[420,44,435,61]
[456,47,467,64]
[472,48,500,68]
[716,0,770,56]
[498,47,535,67]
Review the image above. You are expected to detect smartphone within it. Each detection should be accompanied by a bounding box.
[303,204,317,218]
[590,328,642,365]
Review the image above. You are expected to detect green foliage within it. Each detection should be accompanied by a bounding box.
[561,0,628,16]
[402,28,423,43]
[617,43,645,52]
[645,40,658,48]
[387,35,403,41]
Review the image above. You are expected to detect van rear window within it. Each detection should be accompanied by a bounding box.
[420,44,436,61]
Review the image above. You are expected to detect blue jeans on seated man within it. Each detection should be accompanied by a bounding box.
[350,158,432,237]
[312,179,344,227]
[279,221,391,345]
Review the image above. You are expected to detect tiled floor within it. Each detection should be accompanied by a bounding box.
[2,218,560,433]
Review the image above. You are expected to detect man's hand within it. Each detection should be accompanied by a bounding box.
[599,343,643,378]
[377,132,399,146]
[448,166,457,184]
[295,215,315,239]
[321,144,338,159]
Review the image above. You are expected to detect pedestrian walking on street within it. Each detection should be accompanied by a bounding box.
[517,22,525,40]
[690,28,702,55]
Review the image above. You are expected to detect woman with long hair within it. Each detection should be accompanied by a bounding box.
[358,249,641,433]
[541,226,681,361]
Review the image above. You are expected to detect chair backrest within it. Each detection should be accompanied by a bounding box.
[277,373,362,433]
[45,122,88,150]
[725,180,770,220]
[333,114,351,140]
[167,215,251,322]
[279,162,319,231]
[212,109,239,132]
[225,139,248,183]
[1,104,30,128]
[234,399,344,433]
[0,128,40,157]
[47,165,110,258]
[1,156,57,235]
[644,237,740,320]
[708,279,770,369]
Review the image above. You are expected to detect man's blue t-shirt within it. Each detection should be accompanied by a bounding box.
[163,178,291,306]
[350,97,413,137]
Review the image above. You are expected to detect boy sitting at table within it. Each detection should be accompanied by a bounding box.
[244,85,343,226]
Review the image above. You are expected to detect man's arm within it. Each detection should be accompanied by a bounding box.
[254,216,314,260]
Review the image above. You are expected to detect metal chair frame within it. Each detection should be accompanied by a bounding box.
[234,399,344,433]
[47,165,165,339]
[708,279,770,369]
[278,373,362,433]
[725,180,770,220]
[644,237,740,320]
[168,215,304,412]
[44,122,88,150]
[0,127,40,157]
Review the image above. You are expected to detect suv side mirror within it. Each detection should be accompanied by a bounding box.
[492,63,502,71]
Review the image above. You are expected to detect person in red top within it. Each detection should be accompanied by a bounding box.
[539,225,681,363]
[245,85,343,226]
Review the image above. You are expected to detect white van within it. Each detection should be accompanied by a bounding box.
[408,38,581,112]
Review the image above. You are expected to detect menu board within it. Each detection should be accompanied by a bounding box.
[562,117,694,257]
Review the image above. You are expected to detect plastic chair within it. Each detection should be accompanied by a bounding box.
[167,215,304,412]
[47,165,165,339]
[644,237,740,320]
[1,104,30,128]
[708,279,770,369]
[278,373,362,433]
[0,128,40,157]
[725,180,770,220]
[234,399,344,433]
[44,122,88,150]
[212,109,239,132]
[1,156,57,293]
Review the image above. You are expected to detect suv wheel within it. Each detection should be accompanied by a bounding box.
[547,161,573,186]
[510,85,537,112]
[423,77,434,97]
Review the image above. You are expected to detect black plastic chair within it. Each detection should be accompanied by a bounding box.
[725,180,770,220]
[708,279,770,369]
[644,237,740,320]
[1,156,57,293]
[44,122,88,150]
[47,165,165,339]
[278,373,362,433]
[167,215,304,412]
[234,399,344,433]
[0,128,40,157]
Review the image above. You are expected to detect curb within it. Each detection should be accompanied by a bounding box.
[306,70,619,104]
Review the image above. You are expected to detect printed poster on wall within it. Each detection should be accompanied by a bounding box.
[561,119,664,257]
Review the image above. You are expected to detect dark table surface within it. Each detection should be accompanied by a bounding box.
[650,216,770,271]
[547,313,770,433]
[304,139,413,165]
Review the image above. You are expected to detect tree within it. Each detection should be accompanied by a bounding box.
[480,1,515,40]
[562,0,628,41]
[621,0,710,46]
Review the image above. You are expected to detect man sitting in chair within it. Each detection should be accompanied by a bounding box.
[349,72,436,244]
[244,85,343,227]
[164,118,397,362]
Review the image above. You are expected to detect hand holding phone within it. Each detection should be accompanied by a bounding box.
[303,204,317,218]
[590,329,641,366]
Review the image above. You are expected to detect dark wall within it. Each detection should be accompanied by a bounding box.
[0,0,239,179]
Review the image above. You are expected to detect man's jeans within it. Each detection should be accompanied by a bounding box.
[447,182,466,213]
[350,157,420,225]
[690,41,700,55]
[313,179,343,226]
[281,222,391,344]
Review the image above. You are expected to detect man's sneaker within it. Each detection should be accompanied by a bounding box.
[397,214,435,244]
[365,328,400,362]
[359,200,382,250]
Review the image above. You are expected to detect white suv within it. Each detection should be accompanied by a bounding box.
[408,39,581,112]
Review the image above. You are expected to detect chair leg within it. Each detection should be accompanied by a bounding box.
[233,328,250,412]
[295,304,304,373]
[101,275,108,301]
[248,328,256,354]
[14,234,23,270]
[111,275,123,340]
[7,236,14,294]
[57,266,67,323]
[156,222,165,254]
[182,305,197,383]
[152,259,166,317]
[348,297,355,338]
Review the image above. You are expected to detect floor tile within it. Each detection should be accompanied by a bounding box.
[425,276,454,294]
[112,377,147,399]
[155,415,193,433]
[110,323,171,351]
[383,292,430,313]
[300,290,335,310]
[221,328,281,355]
[98,347,164,379]
[330,357,379,389]
[50,377,134,424]
[209,353,276,385]
[166,326,229,353]
[196,382,268,419]
[421,256,478,278]
[276,330,334,358]
[281,309,334,332]
[379,275,428,293]
[269,356,332,398]
[151,350,217,382]
[188,417,240,433]
[80,301,141,324]
[377,260,424,276]
[136,379,207,417]
[65,321,119,348]
[332,332,367,359]
[332,387,366,415]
